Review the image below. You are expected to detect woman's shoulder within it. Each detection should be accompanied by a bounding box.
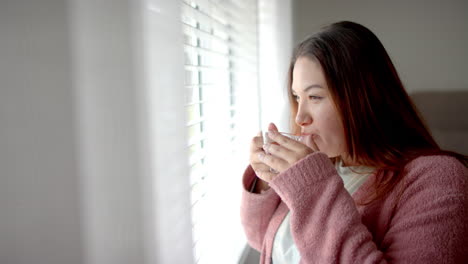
[403,154,468,190]
[406,154,466,172]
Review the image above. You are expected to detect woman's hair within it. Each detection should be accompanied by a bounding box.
[287,21,467,204]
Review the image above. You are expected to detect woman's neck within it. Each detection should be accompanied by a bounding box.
[340,154,360,167]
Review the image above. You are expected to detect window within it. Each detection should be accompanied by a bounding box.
[181,0,260,262]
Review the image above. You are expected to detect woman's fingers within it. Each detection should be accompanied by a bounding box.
[250,124,311,182]
[255,170,278,182]
[250,151,278,183]
[268,122,279,133]
[257,152,289,174]
[250,131,264,152]
[267,131,312,153]
[263,130,314,167]
[262,142,296,164]
[250,152,270,169]
[266,131,304,151]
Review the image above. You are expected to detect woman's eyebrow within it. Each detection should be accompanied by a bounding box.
[303,84,323,92]
[291,84,324,94]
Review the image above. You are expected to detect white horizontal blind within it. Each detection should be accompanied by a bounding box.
[181,0,259,262]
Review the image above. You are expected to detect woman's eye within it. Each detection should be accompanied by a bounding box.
[294,95,322,101]
[308,95,323,100]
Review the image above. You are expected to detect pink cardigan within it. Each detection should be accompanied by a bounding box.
[240,152,468,263]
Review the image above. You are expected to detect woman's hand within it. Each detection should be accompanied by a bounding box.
[256,123,318,183]
[249,131,272,192]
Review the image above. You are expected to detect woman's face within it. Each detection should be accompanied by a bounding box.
[292,56,347,159]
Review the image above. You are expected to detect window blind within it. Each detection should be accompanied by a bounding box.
[181,0,259,262]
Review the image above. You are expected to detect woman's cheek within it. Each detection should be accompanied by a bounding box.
[314,132,340,157]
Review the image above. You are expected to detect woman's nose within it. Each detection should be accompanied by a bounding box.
[295,106,312,127]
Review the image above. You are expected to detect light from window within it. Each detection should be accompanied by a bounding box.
[182,0,260,262]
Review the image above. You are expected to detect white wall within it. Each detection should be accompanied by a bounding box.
[0,1,83,263]
[69,0,147,263]
[0,0,148,263]
[292,0,468,92]
[1,0,195,263]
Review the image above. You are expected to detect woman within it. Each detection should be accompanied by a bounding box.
[241,21,468,263]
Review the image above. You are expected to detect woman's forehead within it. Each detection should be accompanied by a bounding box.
[292,57,327,92]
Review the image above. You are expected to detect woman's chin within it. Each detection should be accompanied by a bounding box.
[315,146,340,158]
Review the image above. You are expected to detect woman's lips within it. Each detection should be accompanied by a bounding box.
[300,132,318,138]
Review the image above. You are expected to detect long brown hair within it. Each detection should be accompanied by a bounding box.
[287,21,467,204]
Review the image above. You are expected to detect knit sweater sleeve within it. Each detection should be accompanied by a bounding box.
[268,152,468,263]
[240,165,281,252]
